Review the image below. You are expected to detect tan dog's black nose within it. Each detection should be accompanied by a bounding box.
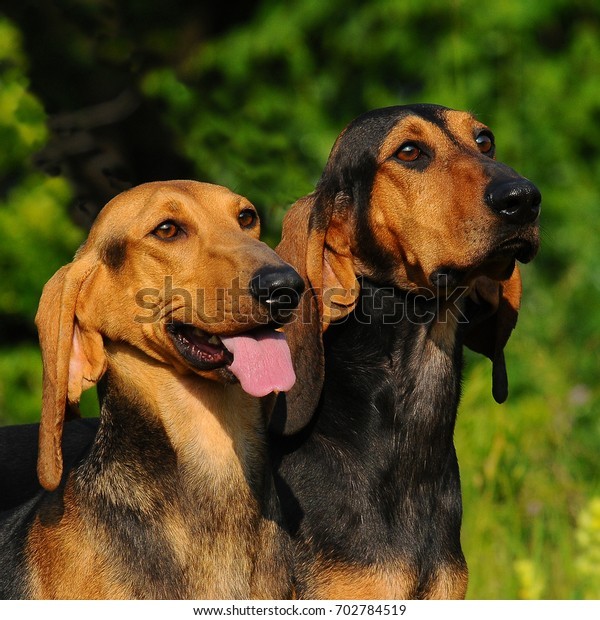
[485,179,541,225]
[250,265,305,318]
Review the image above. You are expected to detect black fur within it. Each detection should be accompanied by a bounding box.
[313,107,407,284]
[271,278,467,594]
[0,419,98,599]
[268,103,540,596]
[0,419,99,512]
[0,418,98,599]
[269,106,473,596]
[101,237,127,270]
[0,495,40,598]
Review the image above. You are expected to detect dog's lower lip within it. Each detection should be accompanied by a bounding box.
[166,323,233,370]
[490,237,535,263]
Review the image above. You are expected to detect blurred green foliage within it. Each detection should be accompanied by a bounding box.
[0,17,84,427]
[1,0,599,599]
[576,497,600,598]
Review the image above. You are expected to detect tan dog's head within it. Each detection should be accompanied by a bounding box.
[276,105,540,433]
[35,180,304,490]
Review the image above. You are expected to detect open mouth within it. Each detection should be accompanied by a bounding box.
[166,323,233,371]
[165,322,297,397]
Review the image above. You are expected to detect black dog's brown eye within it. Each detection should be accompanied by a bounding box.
[239,208,258,229]
[396,143,421,162]
[476,132,494,154]
[152,220,181,240]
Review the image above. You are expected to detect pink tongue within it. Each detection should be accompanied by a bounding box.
[219,329,296,397]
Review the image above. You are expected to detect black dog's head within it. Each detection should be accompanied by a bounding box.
[276,104,540,432]
[314,103,539,293]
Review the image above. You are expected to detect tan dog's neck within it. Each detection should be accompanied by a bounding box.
[51,342,280,599]
[101,342,267,491]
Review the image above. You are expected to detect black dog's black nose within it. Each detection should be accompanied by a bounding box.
[485,179,541,225]
[250,265,305,314]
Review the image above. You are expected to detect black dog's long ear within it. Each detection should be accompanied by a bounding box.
[272,196,323,436]
[463,267,522,404]
[271,193,359,435]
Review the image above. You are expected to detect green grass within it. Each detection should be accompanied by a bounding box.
[457,350,600,599]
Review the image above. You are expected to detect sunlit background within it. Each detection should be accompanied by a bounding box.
[0,0,599,599]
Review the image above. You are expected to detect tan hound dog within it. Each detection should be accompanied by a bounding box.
[0,180,304,599]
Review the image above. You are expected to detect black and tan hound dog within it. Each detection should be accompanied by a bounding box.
[0,180,304,599]
[270,104,541,599]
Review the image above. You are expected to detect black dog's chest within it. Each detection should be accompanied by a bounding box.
[274,282,464,569]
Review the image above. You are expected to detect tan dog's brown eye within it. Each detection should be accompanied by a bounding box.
[396,143,421,162]
[476,132,494,154]
[239,208,258,229]
[152,220,181,240]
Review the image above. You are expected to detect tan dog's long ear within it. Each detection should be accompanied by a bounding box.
[272,193,359,435]
[35,257,106,491]
[463,266,522,404]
